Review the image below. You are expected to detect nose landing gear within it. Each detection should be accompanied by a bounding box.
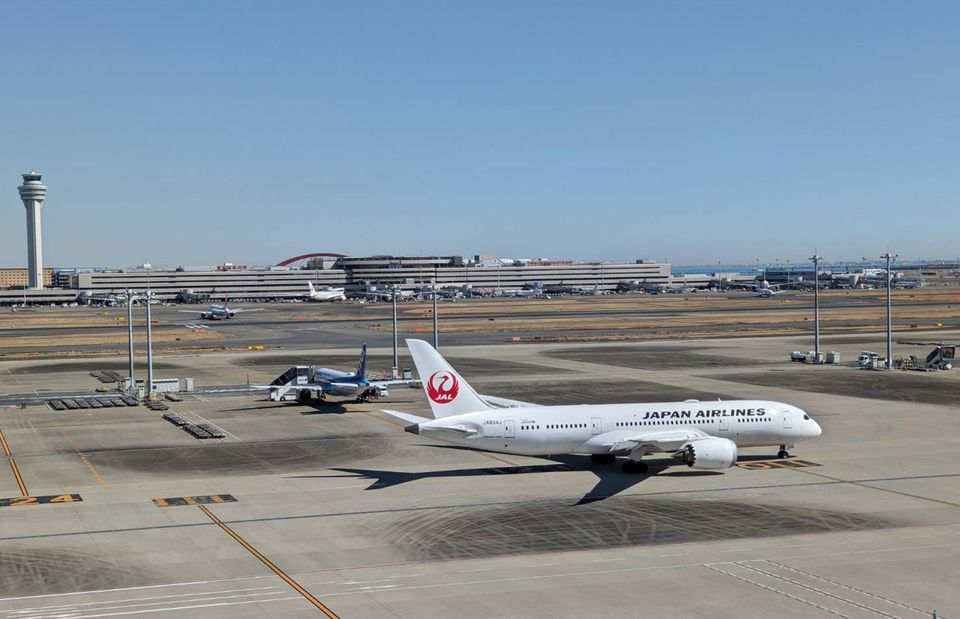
[777,444,790,459]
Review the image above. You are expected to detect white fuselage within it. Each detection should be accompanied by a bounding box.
[309,288,346,302]
[414,400,820,457]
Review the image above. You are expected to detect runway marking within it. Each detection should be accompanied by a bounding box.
[0,575,281,602]
[0,494,81,508]
[737,459,820,470]
[735,561,903,618]
[197,504,339,618]
[154,494,236,507]
[758,560,931,616]
[5,595,303,618]
[0,427,28,496]
[797,468,960,509]
[2,586,283,615]
[52,421,111,491]
[704,564,850,618]
[0,428,13,458]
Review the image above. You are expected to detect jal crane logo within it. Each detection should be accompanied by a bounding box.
[427,370,459,404]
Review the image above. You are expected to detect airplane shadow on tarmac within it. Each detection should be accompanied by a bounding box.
[295,448,722,505]
[220,402,351,415]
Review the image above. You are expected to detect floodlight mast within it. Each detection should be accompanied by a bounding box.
[809,253,822,360]
[881,252,899,369]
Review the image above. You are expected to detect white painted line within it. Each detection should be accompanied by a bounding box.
[343,585,400,592]
[4,591,292,618]
[0,575,277,603]
[3,587,283,614]
[591,557,626,563]
[45,596,301,618]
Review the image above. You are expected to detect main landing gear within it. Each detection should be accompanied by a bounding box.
[777,444,790,460]
[621,460,648,474]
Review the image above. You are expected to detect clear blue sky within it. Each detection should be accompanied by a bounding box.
[2,1,958,268]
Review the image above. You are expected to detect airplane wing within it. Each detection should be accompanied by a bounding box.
[177,310,207,315]
[229,308,264,314]
[599,428,710,457]
[369,379,421,387]
[480,394,543,408]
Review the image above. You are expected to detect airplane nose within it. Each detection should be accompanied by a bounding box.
[801,412,822,438]
[812,419,822,437]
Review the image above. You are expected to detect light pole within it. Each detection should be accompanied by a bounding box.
[145,290,154,399]
[432,278,439,349]
[809,253,822,361]
[392,287,399,378]
[126,289,135,387]
[881,252,899,369]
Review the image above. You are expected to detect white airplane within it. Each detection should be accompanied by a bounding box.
[383,340,821,473]
[501,282,544,298]
[307,282,346,302]
[756,285,782,298]
[178,301,262,320]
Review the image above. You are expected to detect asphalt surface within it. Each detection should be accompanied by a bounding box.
[1,316,959,617]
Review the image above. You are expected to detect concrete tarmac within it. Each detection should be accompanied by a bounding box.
[0,333,958,617]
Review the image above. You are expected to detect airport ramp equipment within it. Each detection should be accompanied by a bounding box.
[270,366,312,386]
[197,423,226,438]
[925,344,956,369]
[184,424,213,439]
[162,413,189,427]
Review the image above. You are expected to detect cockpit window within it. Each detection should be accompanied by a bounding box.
[803,414,810,420]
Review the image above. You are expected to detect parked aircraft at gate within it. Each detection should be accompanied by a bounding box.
[268,344,415,403]
[383,340,821,473]
[307,281,346,302]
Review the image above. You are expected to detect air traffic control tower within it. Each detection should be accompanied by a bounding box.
[17,172,47,289]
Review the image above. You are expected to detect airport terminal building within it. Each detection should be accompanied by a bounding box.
[0,255,684,303]
[66,256,674,301]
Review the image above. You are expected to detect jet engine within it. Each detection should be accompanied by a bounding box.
[679,438,737,470]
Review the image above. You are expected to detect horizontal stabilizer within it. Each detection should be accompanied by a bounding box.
[379,409,432,426]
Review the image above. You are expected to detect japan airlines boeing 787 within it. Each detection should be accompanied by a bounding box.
[383,340,821,473]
